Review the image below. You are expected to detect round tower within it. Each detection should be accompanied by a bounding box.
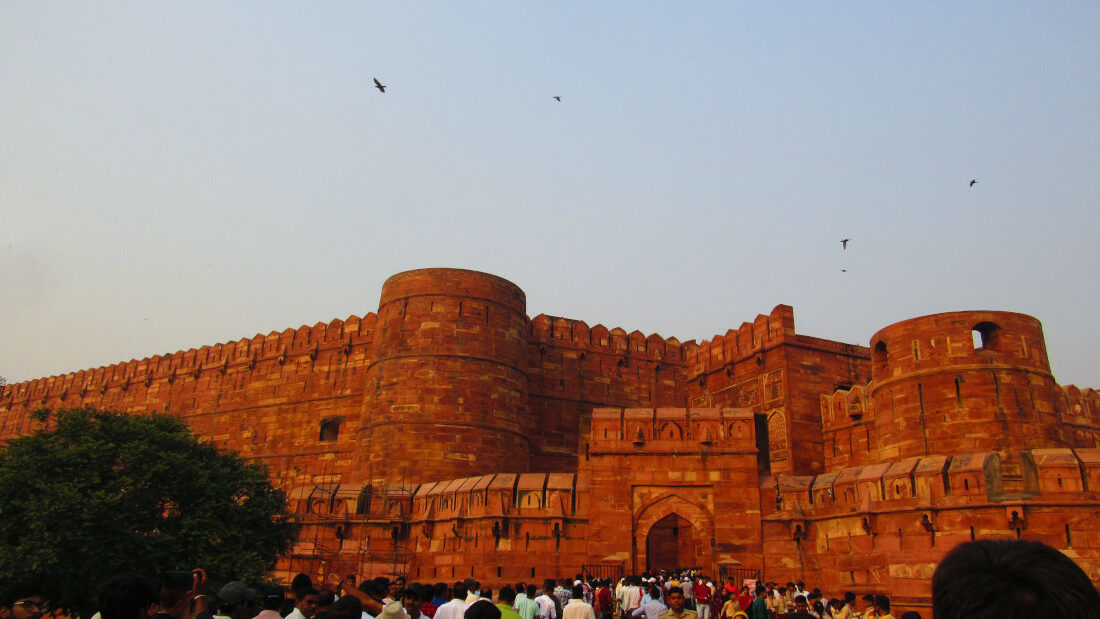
[358,268,532,484]
[868,311,1066,481]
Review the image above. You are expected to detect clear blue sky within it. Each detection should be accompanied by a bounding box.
[3,2,1099,387]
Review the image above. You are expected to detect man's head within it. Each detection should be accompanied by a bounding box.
[543,580,555,594]
[859,594,874,611]
[793,596,807,613]
[402,588,422,619]
[434,583,450,602]
[317,591,335,613]
[463,601,500,619]
[259,585,285,612]
[218,582,257,619]
[843,592,855,606]
[648,587,660,601]
[933,539,1100,618]
[873,595,890,614]
[572,586,583,600]
[97,574,155,619]
[666,588,684,613]
[330,596,361,619]
[358,581,386,616]
[452,583,468,602]
[296,587,320,619]
[526,585,537,598]
[158,571,198,619]
[499,587,516,606]
[388,579,405,601]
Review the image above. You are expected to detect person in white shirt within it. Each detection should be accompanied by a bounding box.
[534,587,557,619]
[631,587,666,619]
[286,588,319,619]
[433,584,470,619]
[620,578,642,618]
[562,586,595,619]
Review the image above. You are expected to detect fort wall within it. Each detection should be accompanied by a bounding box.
[764,447,1100,617]
[3,268,1098,614]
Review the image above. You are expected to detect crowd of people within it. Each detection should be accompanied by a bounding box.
[3,539,1099,619]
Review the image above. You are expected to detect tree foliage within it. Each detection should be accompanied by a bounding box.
[0,407,298,616]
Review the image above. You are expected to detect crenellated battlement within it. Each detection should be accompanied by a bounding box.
[529,314,689,363]
[0,313,378,410]
[683,305,797,377]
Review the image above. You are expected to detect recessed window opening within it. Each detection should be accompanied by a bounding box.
[873,341,888,374]
[319,416,344,442]
[972,322,1000,350]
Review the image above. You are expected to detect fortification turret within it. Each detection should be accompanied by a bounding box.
[357,268,532,484]
[868,311,1065,485]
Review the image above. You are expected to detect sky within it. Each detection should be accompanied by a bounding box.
[2,3,1099,387]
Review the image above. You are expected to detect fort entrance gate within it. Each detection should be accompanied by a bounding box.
[645,513,699,571]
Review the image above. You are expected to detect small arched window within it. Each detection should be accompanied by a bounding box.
[356,487,373,514]
[972,322,1000,350]
[873,341,888,374]
[319,416,345,442]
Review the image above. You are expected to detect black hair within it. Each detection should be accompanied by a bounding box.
[571,585,583,599]
[667,587,684,597]
[499,587,516,604]
[844,592,855,604]
[794,595,806,605]
[97,574,155,619]
[318,591,336,608]
[330,596,362,619]
[932,539,1100,619]
[291,574,313,592]
[434,583,449,599]
[526,584,537,597]
[874,595,890,611]
[452,582,468,600]
[260,584,285,611]
[360,581,386,600]
[861,594,875,604]
[464,602,501,619]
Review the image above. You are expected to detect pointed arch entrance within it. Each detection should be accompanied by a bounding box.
[646,513,697,571]
[634,494,715,574]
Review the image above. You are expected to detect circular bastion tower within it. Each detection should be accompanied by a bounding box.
[868,311,1067,483]
[358,268,532,484]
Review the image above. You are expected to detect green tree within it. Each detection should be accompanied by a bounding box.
[0,407,298,617]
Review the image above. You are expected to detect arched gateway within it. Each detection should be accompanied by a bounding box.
[634,494,715,573]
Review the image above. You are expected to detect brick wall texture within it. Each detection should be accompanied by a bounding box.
[3,268,1100,615]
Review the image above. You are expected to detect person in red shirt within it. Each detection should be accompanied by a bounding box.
[736,588,752,613]
[594,580,614,619]
[691,580,712,619]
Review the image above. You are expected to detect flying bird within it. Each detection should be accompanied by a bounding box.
[373,78,386,93]
[841,238,850,250]
[969,179,978,187]
[553,96,561,102]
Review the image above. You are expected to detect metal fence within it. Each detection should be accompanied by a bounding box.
[718,565,761,588]
[582,562,626,583]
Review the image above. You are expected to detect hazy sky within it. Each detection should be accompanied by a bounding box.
[3,3,1099,387]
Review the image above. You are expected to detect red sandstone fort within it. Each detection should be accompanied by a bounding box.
[3,267,1100,614]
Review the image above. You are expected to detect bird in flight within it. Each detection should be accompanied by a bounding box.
[841,238,850,250]
[969,179,978,187]
[373,78,386,93]
[553,96,561,102]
